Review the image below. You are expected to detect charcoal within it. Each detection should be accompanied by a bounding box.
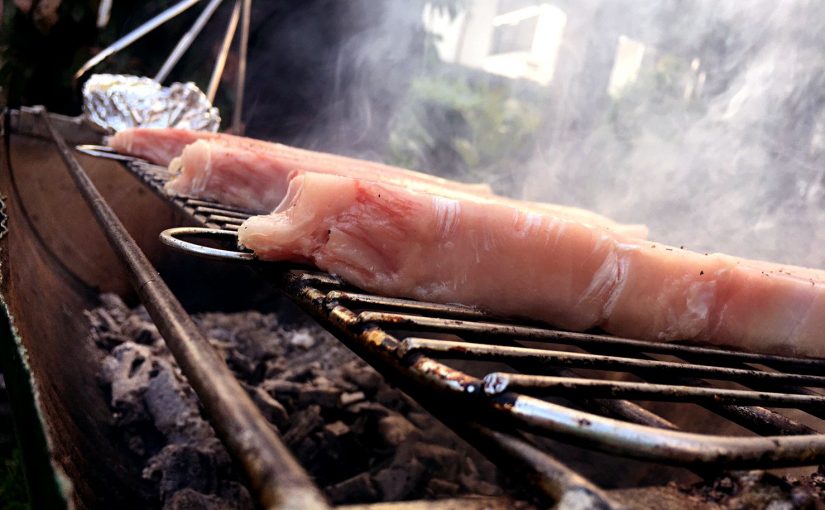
[323,420,350,438]
[325,472,378,504]
[465,453,499,485]
[346,401,391,417]
[459,477,503,497]
[342,361,383,393]
[312,375,334,388]
[99,293,130,317]
[340,391,366,406]
[283,405,323,446]
[260,379,303,396]
[91,303,507,507]
[243,383,289,430]
[375,386,406,408]
[294,436,321,466]
[224,351,258,380]
[102,342,154,426]
[216,482,254,510]
[319,421,356,464]
[263,357,289,379]
[373,457,427,500]
[377,413,419,447]
[413,443,462,479]
[406,411,433,430]
[145,359,214,444]
[163,489,236,510]
[281,361,322,382]
[120,315,160,345]
[91,329,131,350]
[297,387,342,409]
[333,378,359,393]
[425,478,461,497]
[144,443,222,500]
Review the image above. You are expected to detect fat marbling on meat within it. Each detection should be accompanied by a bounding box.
[108,127,648,237]
[238,172,825,358]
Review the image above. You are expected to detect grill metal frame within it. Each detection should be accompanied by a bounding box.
[69,137,825,507]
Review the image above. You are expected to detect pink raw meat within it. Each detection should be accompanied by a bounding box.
[238,172,825,357]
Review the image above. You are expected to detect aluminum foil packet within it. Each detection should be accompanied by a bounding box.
[83,74,220,132]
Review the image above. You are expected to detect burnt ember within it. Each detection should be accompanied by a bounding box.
[87,294,505,508]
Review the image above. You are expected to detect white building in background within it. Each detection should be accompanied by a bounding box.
[424,1,706,102]
[423,0,567,86]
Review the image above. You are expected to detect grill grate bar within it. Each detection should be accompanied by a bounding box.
[287,279,619,506]
[193,206,255,219]
[327,291,490,320]
[484,373,825,408]
[359,312,825,372]
[399,337,825,388]
[285,274,825,468]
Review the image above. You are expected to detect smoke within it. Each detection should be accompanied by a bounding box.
[515,1,825,267]
[240,1,825,267]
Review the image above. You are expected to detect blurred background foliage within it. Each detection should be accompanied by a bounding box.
[388,73,542,185]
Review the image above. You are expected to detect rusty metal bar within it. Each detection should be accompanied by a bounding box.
[40,107,328,510]
[399,338,825,387]
[484,373,825,408]
[302,289,813,434]
[184,197,259,214]
[284,275,825,469]
[193,206,252,219]
[283,278,623,507]
[362,312,825,373]
[578,347,817,436]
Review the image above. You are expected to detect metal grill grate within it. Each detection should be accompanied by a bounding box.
[75,141,825,506]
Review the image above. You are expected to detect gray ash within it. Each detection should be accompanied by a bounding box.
[676,470,825,509]
[88,294,505,508]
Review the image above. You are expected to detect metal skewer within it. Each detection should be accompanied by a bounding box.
[232,0,251,134]
[74,0,202,80]
[155,0,226,83]
[207,0,242,102]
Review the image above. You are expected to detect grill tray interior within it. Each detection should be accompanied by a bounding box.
[58,140,825,508]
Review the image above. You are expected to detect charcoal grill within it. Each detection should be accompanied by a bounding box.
[5,105,825,509]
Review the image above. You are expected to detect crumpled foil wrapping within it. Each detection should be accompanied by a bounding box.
[83,74,220,132]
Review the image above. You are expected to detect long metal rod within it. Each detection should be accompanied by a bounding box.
[486,373,825,407]
[570,345,816,436]
[74,0,202,80]
[207,0,241,102]
[362,312,825,372]
[38,107,328,510]
[400,338,825,387]
[155,0,225,83]
[639,353,817,436]
[232,0,251,134]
